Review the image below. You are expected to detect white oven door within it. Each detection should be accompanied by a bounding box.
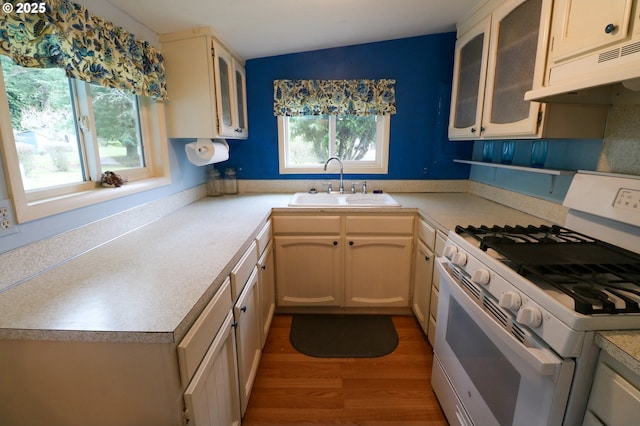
[432,258,575,426]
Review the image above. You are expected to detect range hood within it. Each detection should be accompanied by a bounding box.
[525,37,640,104]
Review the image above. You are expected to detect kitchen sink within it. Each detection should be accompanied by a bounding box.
[288,192,400,207]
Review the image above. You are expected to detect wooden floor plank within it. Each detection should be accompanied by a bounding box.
[242,314,447,426]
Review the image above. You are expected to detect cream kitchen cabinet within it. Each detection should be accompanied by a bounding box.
[234,268,261,415]
[525,0,640,102]
[273,213,414,309]
[344,215,414,308]
[428,231,447,347]
[412,219,436,337]
[160,27,248,139]
[256,221,275,348]
[274,236,344,307]
[0,277,240,425]
[549,0,635,63]
[229,242,262,416]
[345,236,413,307]
[183,312,241,426]
[412,240,434,332]
[213,43,249,139]
[273,215,343,307]
[584,351,640,425]
[449,0,608,140]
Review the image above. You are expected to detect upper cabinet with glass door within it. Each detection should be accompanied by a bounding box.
[213,42,248,139]
[160,28,248,140]
[449,0,608,140]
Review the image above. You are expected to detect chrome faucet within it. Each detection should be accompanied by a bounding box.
[323,156,344,194]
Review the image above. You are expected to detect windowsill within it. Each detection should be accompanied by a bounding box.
[17,176,172,223]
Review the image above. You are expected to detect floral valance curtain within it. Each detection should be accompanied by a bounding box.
[273,79,396,116]
[0,0,167,100]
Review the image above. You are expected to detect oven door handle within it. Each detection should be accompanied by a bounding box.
[437,258,561,377]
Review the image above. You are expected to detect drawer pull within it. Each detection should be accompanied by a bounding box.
[604,23,617,34]
[333,241,338,246]
[241,306,247,313]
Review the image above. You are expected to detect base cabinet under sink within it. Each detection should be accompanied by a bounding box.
[272,213,414,309]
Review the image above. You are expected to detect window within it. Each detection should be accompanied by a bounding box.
[0,55,170,223]
[277,114,390,174]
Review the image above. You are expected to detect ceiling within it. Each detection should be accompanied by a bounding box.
[106,0,479,59]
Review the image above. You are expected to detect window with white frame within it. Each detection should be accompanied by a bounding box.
[0,55,169,223]
[277,114,390,174]
[273,79,396,174]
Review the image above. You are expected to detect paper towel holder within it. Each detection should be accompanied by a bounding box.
[185,138,229,166]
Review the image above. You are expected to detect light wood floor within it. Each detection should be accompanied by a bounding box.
[242,314,448,425]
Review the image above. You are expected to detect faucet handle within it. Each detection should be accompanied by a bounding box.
[362,180,367,194]
[321,181,333,193]
[350,181,360,193]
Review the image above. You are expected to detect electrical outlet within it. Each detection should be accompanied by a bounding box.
[0,199,17,237]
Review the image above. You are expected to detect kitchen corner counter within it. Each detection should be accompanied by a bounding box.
[0,194,290,344]
[0,191,552,345]
[596,331,640,375]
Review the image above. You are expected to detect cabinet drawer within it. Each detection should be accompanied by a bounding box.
[231,242,258,300]
[345,215,414,235]
[272,215,341,234]
[177,278,232,386]
[256,220,271,257]
[418,219,436,248]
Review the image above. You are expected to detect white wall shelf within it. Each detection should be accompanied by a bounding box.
[454,159,576,192]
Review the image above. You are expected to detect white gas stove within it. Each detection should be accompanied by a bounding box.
[432,171,640,426]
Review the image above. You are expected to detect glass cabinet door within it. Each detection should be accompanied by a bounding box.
[448,17,491,140]
[214,44,234,134]
[212,42,248,139]
[482,0,548,138]
[234,62,248,138]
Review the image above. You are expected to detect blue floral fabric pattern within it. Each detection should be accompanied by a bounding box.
[273,79,396,116]
[0,0,167,100]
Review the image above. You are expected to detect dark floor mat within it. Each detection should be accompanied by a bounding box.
[289,314,398,358]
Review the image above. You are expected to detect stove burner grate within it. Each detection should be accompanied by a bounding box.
[456,224,640,315]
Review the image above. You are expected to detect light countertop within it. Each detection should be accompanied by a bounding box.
[1,190,638,373]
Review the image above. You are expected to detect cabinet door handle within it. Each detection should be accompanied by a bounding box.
[349,241,354,246]
[333,241,338,246]
[241,306,247,312]
[471,127,477,134]
[232,321,238,329]
[604,23,617,34]
[425,255,431,261]
[261,265,266,270]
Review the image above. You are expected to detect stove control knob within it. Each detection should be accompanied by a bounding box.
[499,291,522,310]
[443,245,457,259]
[472,269,490,285]
[516,306,543,328]
[451,252,467,266]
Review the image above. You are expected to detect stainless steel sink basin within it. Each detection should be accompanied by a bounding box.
[288,192,400,207]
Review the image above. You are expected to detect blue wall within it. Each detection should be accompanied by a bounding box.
[221,33,473,180]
